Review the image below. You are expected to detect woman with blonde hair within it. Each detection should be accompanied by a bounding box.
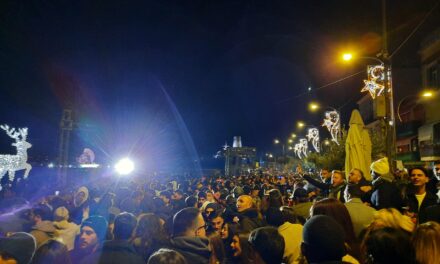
[412,221,440,264]
[370,208,415,233]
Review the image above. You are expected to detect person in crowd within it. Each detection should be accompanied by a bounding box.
[197,192,207,208]
[230,232,262,264]
[209,211,225,237]
[250,185,262,211]
[265,206,302,264]
[432,161,440,199]
[52,206,79,251]
[412,221,440,264]
[185,196,198,208]
[70,186,90,225]
[344,184,376,238]
[170,207,210,264]
[70,216,108,263]
[363,227,415,264]
[304,170,347,202]
[147,248,187,264]
[290,187,313,224]
[132,213,169,261]
[232,186,245,199]
[31,239,72,264]
[30,205,57,248]
[248,226,285,264]
[301,215,346,264]
[0,232,37,264]
[81,212,143,264]
[405,167,438,223]
[369,157,403,210]
[209,235,226,264]
[310,198,359,261]
[171,190,187,213]
[366,208,415,234]
[120,190,143,215]
[347,168,372,203]
[235,195,265,232]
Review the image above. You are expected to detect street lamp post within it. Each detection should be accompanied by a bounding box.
[343,54,396,163]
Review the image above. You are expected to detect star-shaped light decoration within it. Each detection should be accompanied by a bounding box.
[361,80,384,99]
[361,65,386,99]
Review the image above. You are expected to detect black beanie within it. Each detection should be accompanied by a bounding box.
[302,215,346,262]
[0,232,36,264]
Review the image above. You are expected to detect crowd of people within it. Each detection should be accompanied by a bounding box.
[0,157,440,264]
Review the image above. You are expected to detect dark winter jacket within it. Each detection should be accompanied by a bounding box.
[80,240,144,264]
[170,236,211,264]
[406,190,438,223]
[237,208,265,233]
[371,177,403,210]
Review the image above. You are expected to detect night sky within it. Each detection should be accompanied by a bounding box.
[1,1,439,172]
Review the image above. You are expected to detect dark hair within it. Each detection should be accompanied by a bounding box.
[248,227,285,264]
[33,205,52,221]
[265,207,284,227]
[185,196,197,207]
[113,212,137,240]
[147,248,187,264]
[311,198,359,259]
[408,167,429,177]
[173,207,200,237]
[365,227,415,264]
[280,206,297,224]
[32,240,72,264]
[134,213,169,260]
[159,190,172,199]
[302,215,346,263]
[267,189,283,208]
[345,184,363,199]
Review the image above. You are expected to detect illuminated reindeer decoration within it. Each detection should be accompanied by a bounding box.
[0,125,32,189]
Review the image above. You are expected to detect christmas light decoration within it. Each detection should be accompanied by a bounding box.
[299,138,308,158]
[322,110,341,145]
[361,65,385,99]
[0,125,32,190]
[306,128,320,153]
[294,143,302,159]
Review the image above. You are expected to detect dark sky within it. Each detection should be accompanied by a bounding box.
[1,0,439,172]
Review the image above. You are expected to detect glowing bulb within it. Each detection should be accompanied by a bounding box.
[422,91,433,97]
[115,158,134,175]
[342,53,353,61]
[274,139,280,144]
[297,121,305,128]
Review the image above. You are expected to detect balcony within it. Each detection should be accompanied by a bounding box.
[396,120,423,138]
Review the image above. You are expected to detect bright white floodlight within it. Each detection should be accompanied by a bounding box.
[115,158,134,175]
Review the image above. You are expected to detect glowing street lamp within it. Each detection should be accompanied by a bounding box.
[342,53,353,61]
[422,91,434,98]
[288,139,293,144]
[274,139,280,144]
[297,121,305,129]
[308,102,320,112]
[290,133,297,138]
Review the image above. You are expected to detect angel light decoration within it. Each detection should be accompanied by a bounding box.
[0,125,32,189]
[299,138,308,158]
[322,110,341,145]
[306,128,320,153]
[294,143,302,159]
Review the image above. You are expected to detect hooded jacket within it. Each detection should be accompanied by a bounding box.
[170,236,211,264]
[53,220,80,251]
